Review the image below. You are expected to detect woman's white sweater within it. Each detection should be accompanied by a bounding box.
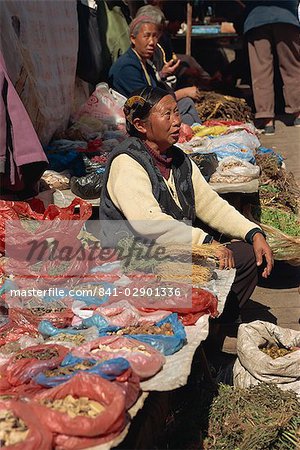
[106,153,258,245]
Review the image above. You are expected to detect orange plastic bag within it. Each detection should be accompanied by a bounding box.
[0,344,68,387]
[0,399,52,449]
[31,373,126,438]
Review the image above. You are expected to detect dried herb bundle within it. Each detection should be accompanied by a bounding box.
[204,383,300,450]
[195,91,253,122]
[156,262,212,284]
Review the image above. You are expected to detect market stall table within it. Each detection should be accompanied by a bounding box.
[81,268,236,449]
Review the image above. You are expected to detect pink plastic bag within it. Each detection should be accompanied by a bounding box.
[73,336,165,380]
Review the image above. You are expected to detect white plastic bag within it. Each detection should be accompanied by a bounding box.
[210,156,260,183]
[233,321,300,396]
[72,83,126,134]
[206,130,260,152]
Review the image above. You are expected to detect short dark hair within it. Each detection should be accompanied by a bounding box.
[124,86,175,136]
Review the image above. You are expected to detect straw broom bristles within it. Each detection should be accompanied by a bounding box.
[154,242,224,261]
[156,261,212,284]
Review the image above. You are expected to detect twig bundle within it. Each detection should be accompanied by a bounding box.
[156,261,212,285]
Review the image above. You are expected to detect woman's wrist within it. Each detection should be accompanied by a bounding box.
[245,228,266,244]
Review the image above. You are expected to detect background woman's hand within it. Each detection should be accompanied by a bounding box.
[183,86,201,101]
[175,86,201,102]
[213,241,235,270]
[252,234,274,278]
[160,58,180,78]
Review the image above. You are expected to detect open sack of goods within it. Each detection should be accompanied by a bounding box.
[33,354,140,410]
[0,400,53,449]
[100,313,187,357]
[233,321,300,396]
[72,336,165,380]
[249,149,300,265]
[0,344,69,392]
[30,372,127,450]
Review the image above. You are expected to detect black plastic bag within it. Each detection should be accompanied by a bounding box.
[70,172,104,200]
[83,155,105,174]
[189,153,218,181]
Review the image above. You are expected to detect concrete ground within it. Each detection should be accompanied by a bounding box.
[242,117,300,331]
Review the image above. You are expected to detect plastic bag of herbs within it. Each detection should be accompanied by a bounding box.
[204,383,300,450]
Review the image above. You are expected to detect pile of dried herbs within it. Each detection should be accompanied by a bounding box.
[255,153,300,215]
[204,383,300,450]
[195,91,253,122]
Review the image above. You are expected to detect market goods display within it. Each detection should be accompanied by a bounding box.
[111,323,174,336]
[73,336,165,379]
[0,344,68,387]
[41,170,71,190]
[101,313,186,357]
[233,321,300,395]
[256,223,300,265]
[0,400,52,449]
[210,156,260,184]
[0,409,28,446]
[204,383,300,450]
[40,394,105,418]
[31,373,126,438]
[247,150,300,264]
[195,91,253,122]
[43,360,94,378]
[260,344,298,359]
[34,354,132,387]
[47,333,87,346]
[156,261,213,285]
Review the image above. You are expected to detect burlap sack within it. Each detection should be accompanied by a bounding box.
[233,320,300,396]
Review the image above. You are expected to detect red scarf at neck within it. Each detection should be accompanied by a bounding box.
[144,143,173,180]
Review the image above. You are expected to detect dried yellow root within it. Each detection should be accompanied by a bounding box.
[40,395,105,418]
[0,410,29,447]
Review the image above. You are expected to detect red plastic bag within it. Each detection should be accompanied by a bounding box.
[6,307,74,329]
[0,344,68,387]
[31,373,126,438]
[203,120,244,127]
[143,288,218,326]
[0,198,92,255]
[0,400,53,449]
[0,310,40,347]
[0,380,44,398]
[54,429,124,450]
[114,367,140,410]
[4,257,91,289]
[73,336,165,380]
[178,123,193,143]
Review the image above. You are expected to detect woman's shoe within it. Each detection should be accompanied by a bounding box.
[263,124,275,135]
[294,117,300,127]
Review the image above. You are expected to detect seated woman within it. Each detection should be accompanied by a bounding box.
[100,87,273,323]
[134,4,216,90]
[108,15,201,125]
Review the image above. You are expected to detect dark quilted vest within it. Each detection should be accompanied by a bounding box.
[99,137,196,247]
